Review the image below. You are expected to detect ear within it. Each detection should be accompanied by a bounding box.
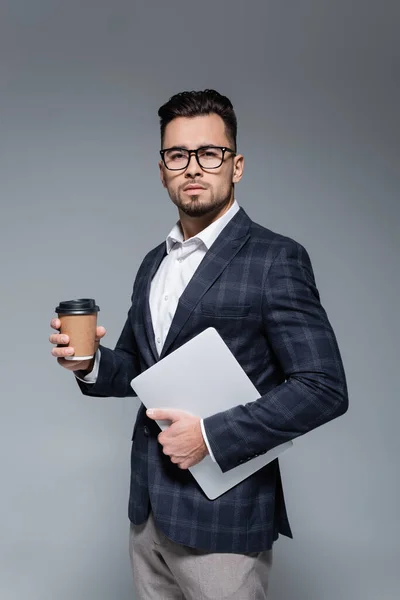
[232,154,244,184]
[159,161,167,188]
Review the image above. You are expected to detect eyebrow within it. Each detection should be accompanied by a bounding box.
[165,143,222,150]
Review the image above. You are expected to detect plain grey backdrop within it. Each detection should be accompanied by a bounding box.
[1,1,399,599]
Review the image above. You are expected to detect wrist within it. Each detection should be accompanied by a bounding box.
[76,357,95,373]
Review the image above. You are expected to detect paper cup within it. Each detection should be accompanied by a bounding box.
[55,299,100,360]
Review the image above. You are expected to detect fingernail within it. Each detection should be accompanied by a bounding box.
[147,409,153,416]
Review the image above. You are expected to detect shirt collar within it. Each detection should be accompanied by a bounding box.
[166,200,240,254]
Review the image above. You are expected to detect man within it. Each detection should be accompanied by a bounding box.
[49,89,348,599]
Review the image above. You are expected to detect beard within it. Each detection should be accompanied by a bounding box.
[168,185,233,218]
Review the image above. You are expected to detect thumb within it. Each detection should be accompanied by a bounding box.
[146,408,183,422]
[95,326,106,340]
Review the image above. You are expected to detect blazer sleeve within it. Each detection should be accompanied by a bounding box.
[76,305,140,398]
[203,239,349,473]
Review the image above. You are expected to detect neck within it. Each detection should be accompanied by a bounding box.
[179,198,235,241]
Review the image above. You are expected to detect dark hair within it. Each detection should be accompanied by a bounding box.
[158,89,237,151]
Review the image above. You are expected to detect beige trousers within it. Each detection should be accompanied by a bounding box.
[129,512,273,600]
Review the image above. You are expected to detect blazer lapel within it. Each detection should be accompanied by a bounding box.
[140,243,167,362]
[160,208,251,358]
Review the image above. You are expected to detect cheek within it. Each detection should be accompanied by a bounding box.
[163,175,178,191]
[216,174,233,191]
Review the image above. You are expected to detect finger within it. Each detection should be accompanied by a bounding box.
[51,318,61,330]
[147,408,182,422]
[49,333,69,345]
[57,357,77,369]
[51,346,75,358]
[95,326,106,340]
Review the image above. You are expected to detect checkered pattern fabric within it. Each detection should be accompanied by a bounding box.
[77,207,348,552]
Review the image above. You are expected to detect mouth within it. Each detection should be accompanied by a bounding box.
[183,186,206,193]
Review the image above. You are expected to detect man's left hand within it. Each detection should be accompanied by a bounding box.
[146,409,208,469]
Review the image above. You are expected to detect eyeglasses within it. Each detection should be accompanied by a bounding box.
[160,146,236,171]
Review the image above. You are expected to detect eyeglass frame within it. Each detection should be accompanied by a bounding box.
[159,145,236,171]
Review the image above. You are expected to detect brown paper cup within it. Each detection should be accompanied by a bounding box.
[59,313,97,360]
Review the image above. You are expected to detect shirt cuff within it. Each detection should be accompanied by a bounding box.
[74,349,101,383]
[200,418,216,462]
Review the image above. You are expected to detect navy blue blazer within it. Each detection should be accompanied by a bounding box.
[77,207,348,552]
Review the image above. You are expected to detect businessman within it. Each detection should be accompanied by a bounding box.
[50,89,348,599]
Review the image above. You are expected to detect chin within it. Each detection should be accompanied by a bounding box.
[172,190,231,218]
[180,204,211,218]
[177,195,209,214]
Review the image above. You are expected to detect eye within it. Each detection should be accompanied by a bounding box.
[170,151,186,160]
[200,148,220,158]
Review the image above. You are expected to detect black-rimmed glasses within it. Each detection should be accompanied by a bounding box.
[160,146,236,171]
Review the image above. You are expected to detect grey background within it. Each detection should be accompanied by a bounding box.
[0,1,399,598]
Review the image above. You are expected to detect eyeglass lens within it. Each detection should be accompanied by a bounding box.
[163,147,224,169]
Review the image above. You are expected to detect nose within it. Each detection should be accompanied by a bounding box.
[185,151,202,177]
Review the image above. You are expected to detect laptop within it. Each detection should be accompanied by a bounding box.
[130,327,292,499]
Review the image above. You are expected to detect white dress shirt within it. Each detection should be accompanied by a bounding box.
[77,200,241,462]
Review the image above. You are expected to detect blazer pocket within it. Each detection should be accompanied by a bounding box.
[199,304,251,318]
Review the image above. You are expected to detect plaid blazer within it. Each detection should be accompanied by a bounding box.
[77,207,348,553]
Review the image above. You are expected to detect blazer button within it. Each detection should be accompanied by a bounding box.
[143,426,150,436]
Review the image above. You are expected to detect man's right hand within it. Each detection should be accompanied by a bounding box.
[49,318,107,373]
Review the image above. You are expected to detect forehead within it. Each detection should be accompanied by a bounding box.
[163,114,230,148]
